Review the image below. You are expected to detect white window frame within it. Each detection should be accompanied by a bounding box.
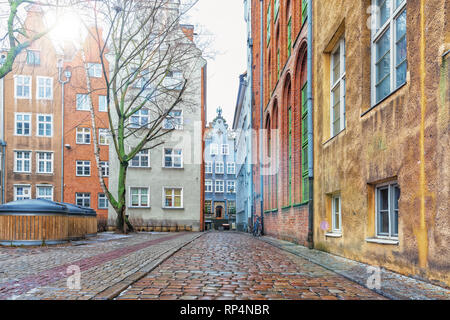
[163,148,183,168]
[100,161,109,177]
[76,160,91,177]
[76,193,91,208]
[129,108,150,129]
[36,76,53,100]
[371,0,407,105]
[129,187,150,208]
[331,195,342,234]
[36,185,53,201]
[98,193,108,209]
[205,180,213,192]
[215,161,224,174]
[76,94,90,111]
[14,75,32,99]
[99,128,109,145]
[36,114,53,137]
[76,127,91,144]
[375,181,400,239]
[205,161,213,174]
[162,187,183,209]
[15,113,32,136]
[226,180,236,193]
[227,162,236,175]
[330,38,346,137]
[36,151,53,174]
[215,180,224,193]
[221,144,230,155]
[210,143,218,155]
[14,151,32,173]
[98,95,107,112]
[14,185,31,201]
[130,150,151,168]
[26,50,40,65]
[87,63,102,78]
[162,110,183,130]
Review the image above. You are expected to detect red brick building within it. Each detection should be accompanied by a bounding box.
[251,0,310,245]
[63,30,110,219]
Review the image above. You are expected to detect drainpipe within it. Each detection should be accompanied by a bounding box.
[0,77,4,204]
[58,60,71,202]
[0,140,5,204]
[259,0,264,234]
[306,0,314,249]
[248,3,254,233]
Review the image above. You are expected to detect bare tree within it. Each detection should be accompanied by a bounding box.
[0,0,84,78]
[75,0,204,233]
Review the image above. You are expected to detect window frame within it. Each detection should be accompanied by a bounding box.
[100,161,109,177]
[14,75,32,99]
[36,151,54,174]
[14,184,31,201]
[162,187,183,209]
[215,161,224,174]
[227,162,236,175]
[215,180,224,193]
[330,38,346,137]
[36,185,53,201]
[36,76,53,100]
[98,128,109,145]
[163,148,183,168]
[87,63,102,78]
[98,95,107,112]
[14,151,32,173]
[26,50,40,65]
[36,114,53,137]
[331,195,342,234]
[205,180,213,193]
[76,160,91,177]
[76,192,91,208]
[76,93,91,111]
[14,113,32,136]
[129,108,150,129]
[210,143,218,155]
[76,127,91,145]
[129,187,150,208]
[162,110,183,130]
[130,150,151,168]
[221,144,229,155]
[371,0,407,106]
[375,181,400,239]
[205,161,213,174]
[226,180,236,194]
[98,193,108,209]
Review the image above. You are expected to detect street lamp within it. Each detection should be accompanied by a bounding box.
[58,60,72,202]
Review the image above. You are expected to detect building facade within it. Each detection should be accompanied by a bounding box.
[249,0,311,245]
[2,6,64,203]
[313,0,449,287]
[63,29,110,219]
[233,72,253,232]
[204,109,237,230]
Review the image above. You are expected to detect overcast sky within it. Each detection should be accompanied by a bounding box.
[188,0,247,125]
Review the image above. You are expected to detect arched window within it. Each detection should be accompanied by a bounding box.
[265,114,271,211]
[284,76,292,206]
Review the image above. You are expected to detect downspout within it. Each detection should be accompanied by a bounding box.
[0,77,4,203]
[306,0,314,249]
[58,61,71,202]
[259,0,264,234]
[249,36,254,232]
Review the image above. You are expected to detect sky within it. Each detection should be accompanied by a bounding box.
[187,0,247,126]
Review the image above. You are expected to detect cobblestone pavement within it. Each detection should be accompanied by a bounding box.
[117,232,386,300]
[0,232,201,300]
[261,236,450,300]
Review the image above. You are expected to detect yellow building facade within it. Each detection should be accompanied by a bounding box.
[313,0,449,287]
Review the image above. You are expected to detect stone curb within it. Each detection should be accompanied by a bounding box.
[256,234,449,300]
[91,233,205,300]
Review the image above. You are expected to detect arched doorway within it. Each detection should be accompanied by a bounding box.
[216,205,223,218]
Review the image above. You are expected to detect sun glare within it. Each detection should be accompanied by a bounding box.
[46,11,85,43]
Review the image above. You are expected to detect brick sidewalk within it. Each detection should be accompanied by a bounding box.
[117,232,386,300]
[260,235,450,300]
[0,232,201,300]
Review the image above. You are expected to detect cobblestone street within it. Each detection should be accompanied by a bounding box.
[117,232,385,300]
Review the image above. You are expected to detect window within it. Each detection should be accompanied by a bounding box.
[129,187,149,208]
[215,180,224,193]
[210,143,218,155]
[76,127,91,144]
[221,144,229,155]
[36,152,53,174]
[76,161,91,176]
[227,181,236,193]
[277,48,280,79]
[274,0,280,21]
[14,151,31,173]
[205,180,213,192]
[287,17,292,57]
[76,193,91,207]
[215,161,224,174]
[36,77,53,100]
[37,114,52,137]
[205,161,213,174]
[130,150,150,168]
[15,113,31,136]
[162,110,183,130]
[14,185,31,201]
[15,75,31,99]
[99,129,109,145]
[87,63,102,78]
[132,68,150,89]
[100,161,109,177]
[76,94,90,110]
[227,162,236,175]
[376,182,400,238]
[130,108,149,128]
[164,148,183,168]
[330,38,346,137]
[98,193,108,209]
[164,71,183,90]
[302,0,308,24]
[266,2,271,46]
[228,201,236,214]
[301,82,309,202]
[26,50,40,65]
[36,185,53,201]
[372,0,407,104]
[99,95,107,112]
[332,195,342,233]
[205,200,212,213]
[164,188,183,208]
